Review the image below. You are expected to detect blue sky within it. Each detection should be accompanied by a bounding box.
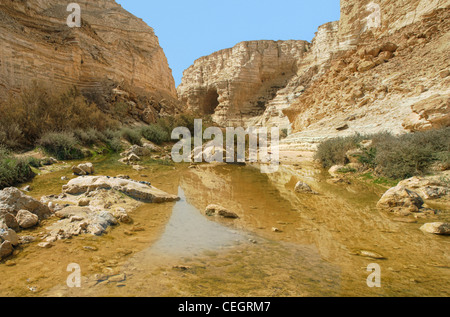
[116,0,341,87]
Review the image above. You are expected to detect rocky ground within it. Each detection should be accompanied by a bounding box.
[0,155,180,261]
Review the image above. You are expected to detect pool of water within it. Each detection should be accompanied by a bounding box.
[0,155,448,297]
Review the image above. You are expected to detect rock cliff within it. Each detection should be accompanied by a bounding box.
[178,0,450,149]
[178,40,309,127]
[0,0,180,122]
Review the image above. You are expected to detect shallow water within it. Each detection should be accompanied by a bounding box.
[0,156,449,297]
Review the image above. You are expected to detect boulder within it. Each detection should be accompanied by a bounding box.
[420,222,450,235]
[205,204,239,219]
[380,42,398,53]
[402,95,450,132]
[72,163,95,176]
[78,198,90,207]
[358,61,376,72]
[0,240,13,259]
[0,187,51,220]
[328,165,345,177]
[294,181,318,195]
[377,185,424,214]
[0,212,19,231]
[397,176,449,200]
[0,228,19,247]
[16,210,39,229]
[62,176,179,203]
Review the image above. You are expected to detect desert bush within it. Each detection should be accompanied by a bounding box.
[121,127,142,146]
[107,137,123,153]
[38,132,83,160]
[316,128,450,179]
[0,153,35,190]
[373,128,450,179]
[140,125,170,145]
[315,134,365,169]
[0,83,117,149]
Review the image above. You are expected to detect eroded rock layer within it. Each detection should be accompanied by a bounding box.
[177,40,310,127]
[0,0,180,120]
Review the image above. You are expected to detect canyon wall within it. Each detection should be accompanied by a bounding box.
[178,0,450,149]
[0,0,180,122]
[177,40,310,127]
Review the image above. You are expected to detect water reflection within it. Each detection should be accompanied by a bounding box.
[149,187,244,256]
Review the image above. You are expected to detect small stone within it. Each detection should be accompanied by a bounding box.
[205,204,239,219]
[439,70,449,78]
[420,223,450,235]
[78,198,90,207]
[0,240,13,259]
[272,227,282,233]
[16,210,39,229]
[294,181,318,195]
[108,273,126,283]
[83,246,98,252]
[37,242,53,249]
[0,228,19,246]
[358,61,376,72]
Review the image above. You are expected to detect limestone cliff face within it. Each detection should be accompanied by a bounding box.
[177,40,309,127]
[179,0,450,150]
[339,0,450,47]
[282,4,450,150]
[0,0,179,121]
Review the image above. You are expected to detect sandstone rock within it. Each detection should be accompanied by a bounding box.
[0,187,51,220]
[0,213,19,231]
[121,144,160,159]
[62,176,179,203]
[0,240,13,259]
[420,222,450,235]
[402,95,450,132]
[294,181,318,195]
[37,242,53,249]
[78,198,90,207]
[112,208,132,224]
[377,185,424,214]
[381,42,398,53]
[205,205,239,219]
[72,163,95,176]
[358,61,376,72]
[0,0,179,117]
[0,228,19,247]
[16,210,39,229]
[398,176,449,200]
[328,165,346,177]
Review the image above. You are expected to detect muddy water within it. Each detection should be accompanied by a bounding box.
[0,156,449,297]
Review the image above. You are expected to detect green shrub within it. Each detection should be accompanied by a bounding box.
[315,134,364,169]
[316,128,450,179]
[107,137,123,153]
[38,132,83,160]
[0,155,35,189]
[141,125,170,145]
[0,83,117,150]
[121,127,142,146]
[373,128,450,179]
